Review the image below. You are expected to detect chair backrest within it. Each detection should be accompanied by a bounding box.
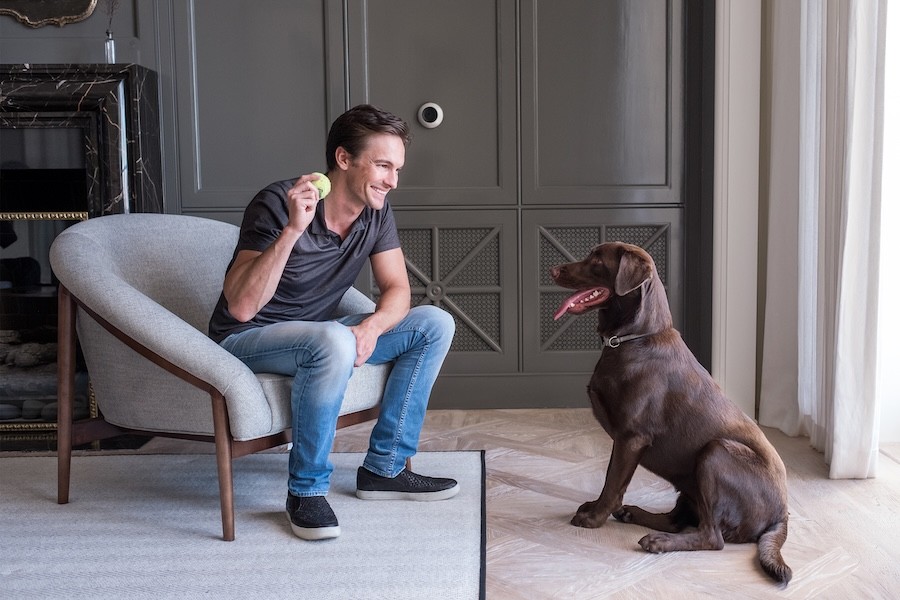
[49,214,263,437]
[51,213,238,332]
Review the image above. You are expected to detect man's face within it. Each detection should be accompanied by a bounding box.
[343,133,406,211]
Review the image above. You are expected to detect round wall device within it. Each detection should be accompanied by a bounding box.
[417,102,444,129]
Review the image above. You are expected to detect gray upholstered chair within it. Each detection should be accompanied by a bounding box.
[49,213,391,540]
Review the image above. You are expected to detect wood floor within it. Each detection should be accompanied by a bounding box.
[334,408,900,600]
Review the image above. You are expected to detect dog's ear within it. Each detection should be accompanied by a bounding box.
[615,248,653,296]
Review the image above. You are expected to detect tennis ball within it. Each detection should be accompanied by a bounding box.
[312,172,331,199]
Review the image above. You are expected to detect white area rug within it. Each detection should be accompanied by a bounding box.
[0,451,485,599]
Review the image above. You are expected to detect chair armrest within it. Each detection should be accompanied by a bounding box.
[69,279,253,397]
[332,286,376,318]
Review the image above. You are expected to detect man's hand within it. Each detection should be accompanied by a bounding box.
[348,320,381,367]
[344,248,412,366]
[285,174,325,235]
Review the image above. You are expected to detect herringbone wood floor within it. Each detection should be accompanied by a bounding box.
[334,408,900,600]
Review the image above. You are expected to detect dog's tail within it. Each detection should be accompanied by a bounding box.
[758,517,792,586]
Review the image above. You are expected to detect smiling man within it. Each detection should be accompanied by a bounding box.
[208,105,458,541]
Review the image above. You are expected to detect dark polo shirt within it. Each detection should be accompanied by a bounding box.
[208,178,401,343]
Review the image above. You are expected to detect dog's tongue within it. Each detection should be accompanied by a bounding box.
[553,287,610,320]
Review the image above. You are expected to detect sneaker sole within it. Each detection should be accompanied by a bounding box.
[285,512,341,540]
[355,483,460,502]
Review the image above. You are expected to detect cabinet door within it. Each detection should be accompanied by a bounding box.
[522,208,683,373]
[388,209,519,374]
[520,0,682,205]
[173,1,336,218]
[345,0,517,207]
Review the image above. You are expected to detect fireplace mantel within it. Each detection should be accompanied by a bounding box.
[0,63,163,216]
[0,64,163,444]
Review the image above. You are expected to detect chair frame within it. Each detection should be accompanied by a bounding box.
[56,284,380,541]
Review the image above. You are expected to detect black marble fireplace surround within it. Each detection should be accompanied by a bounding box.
[1,63,163,216]
[0,64,162,442]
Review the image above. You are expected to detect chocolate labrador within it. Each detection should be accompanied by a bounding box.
[550,242,792,586]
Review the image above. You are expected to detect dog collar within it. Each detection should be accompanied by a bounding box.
[598,333,657,358]
[601,333,653,349]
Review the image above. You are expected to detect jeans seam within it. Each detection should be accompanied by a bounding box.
[224,343,313,365]
[387,328,429,475]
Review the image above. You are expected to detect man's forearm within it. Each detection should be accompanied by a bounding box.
[367,286,411,335]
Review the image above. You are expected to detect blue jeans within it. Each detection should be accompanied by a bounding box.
[219,305,454,497]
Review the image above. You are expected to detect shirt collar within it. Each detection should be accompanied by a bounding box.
[307,200,373,238]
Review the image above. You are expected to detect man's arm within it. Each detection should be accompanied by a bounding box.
[223,175,321,322]
[348,247,411,366]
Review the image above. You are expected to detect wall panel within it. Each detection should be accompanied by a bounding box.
[346,0,517,206]
[520,0,682,206]
[173,0,333,215]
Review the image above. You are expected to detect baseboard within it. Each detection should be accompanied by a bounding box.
[428,373,592,409]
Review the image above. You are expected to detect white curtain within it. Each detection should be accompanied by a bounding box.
[759,0,887,478]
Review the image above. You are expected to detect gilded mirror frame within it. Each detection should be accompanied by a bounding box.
[0,0,97,28]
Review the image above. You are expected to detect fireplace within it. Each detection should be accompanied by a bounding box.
[0,63,162,442]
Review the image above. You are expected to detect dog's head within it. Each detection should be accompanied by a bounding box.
[549,242,671,333]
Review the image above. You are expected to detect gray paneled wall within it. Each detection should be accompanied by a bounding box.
[343,0,685,407]
[0,0,703,409]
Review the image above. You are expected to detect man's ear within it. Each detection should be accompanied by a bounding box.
[615,248,653,296]
[334,146,352,170]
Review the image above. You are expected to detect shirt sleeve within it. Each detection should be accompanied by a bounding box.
[370,201,402,255]
[236,180,293,253]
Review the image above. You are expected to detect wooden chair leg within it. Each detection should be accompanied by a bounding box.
[57,285,75,505]
[211,391,236,541]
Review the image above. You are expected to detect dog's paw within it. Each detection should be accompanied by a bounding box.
[571,502,610,529]
[613,506,634,523]
[639,533,674,553]
[571,512,606,529]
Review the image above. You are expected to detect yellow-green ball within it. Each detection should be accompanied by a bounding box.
[312,172,331,199]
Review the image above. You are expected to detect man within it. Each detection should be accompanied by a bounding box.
[208,105,458,541]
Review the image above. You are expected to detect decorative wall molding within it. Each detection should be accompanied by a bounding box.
[712,0,761,417]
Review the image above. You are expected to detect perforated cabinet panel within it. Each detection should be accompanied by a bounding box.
[382,211,519,374]
[523,208,683,373]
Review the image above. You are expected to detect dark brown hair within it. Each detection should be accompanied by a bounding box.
[325,104,411,171]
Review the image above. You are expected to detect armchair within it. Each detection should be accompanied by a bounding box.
[49,213,391,540]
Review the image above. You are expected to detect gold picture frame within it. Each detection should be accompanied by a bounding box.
[0,0,97,28]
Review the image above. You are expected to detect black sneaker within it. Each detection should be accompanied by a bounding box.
[356,467,460,501]
[285,493,340,540]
